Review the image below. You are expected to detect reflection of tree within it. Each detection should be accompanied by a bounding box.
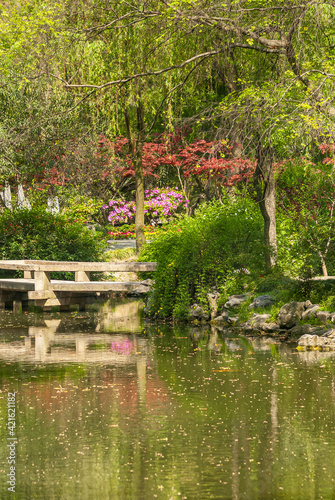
[231,425,239,500]
[96,299,145,334]
[0,352,175,499]
[2,320,335,498]
[271,368,278,450]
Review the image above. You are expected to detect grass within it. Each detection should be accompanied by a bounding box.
[103,248,137,261]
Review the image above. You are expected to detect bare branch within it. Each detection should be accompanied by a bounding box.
[51,49,226,90]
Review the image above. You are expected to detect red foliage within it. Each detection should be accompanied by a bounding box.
[20,130,254,193]
[319,143,335,166]
[99,131,254,187]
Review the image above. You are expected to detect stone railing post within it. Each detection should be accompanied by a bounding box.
[34,271,51,291]
[75,271,91,282]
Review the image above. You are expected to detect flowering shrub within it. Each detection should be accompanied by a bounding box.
[103,187,189,226]
[144,187,188,223]
[139,198,264,319]
[103,199,136,225]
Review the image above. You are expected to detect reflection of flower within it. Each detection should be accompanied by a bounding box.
[111,339,134,355]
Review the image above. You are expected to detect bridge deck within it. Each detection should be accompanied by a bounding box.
[0,279,150,293]
[0,259,156,310]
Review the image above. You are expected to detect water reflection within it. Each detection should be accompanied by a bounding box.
[96,300,144,333]
[0,299,146,364]
[1,307,335,499]
[0,324,148,365]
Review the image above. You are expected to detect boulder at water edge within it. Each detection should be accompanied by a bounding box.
[277,301,305,329]
[298,330,335,349]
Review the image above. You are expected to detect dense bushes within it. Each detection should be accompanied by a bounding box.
[276,160,335,278]
[139,197,264,319]
[0,207,105,278]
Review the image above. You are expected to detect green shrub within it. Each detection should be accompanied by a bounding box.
[254,273,299,303]
[276,159,335,278]
[62,195,102,225]
[301,280,335,307]
[0,207,106,279]
[103,248,136,261]
[27,188,103,226]
[139,198,264,319]
[321,295,335,312]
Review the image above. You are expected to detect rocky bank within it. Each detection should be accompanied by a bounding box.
[187,292,335,349]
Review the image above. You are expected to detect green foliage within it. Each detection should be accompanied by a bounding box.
[139,197,264,319]
[276,159,335,277]
[299,280,335,307]
[0,207,105,279]
[61,194,102,225]
[217,270,254,302]
[103,247,136,261]
[321,295,335,312]
[255,273,298,296]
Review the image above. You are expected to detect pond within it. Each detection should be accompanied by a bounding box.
[1,299,335,499]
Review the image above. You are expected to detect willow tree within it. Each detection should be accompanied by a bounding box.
[46,0,216,250]
[0,0,75,183]
[57,0,335,266]
[157,0,335,271]
[4,0,335,267]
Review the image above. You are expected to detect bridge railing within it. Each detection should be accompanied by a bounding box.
[0,259,156,307]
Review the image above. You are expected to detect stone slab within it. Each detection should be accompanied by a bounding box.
[0,279,35,291]
[50,280,147,292]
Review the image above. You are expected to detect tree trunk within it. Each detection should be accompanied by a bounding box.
[318,251,328,277]
[254,142,278,272]
[124,100,146,253]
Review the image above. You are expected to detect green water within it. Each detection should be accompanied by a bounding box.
[1,301,335,499]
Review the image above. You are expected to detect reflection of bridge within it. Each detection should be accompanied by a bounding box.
[0,259,156,311]
[0,319,149,366]
[0,318,153,407]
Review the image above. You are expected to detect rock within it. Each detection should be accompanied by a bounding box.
[298,334,322,347]
[240,313,278,332]
[211,311,229,325]
[290,324,325,336]
[298,331,335,348]
[248,295,274,310]
[207,291,220,318]
[240,322,254,332]
[224,294,248,309]
[261,322,281,333]
[329,312,335,323]
[301,304,320,320]
[133,284,151,294]
[191,304,203,314]
[315,310,330,324]
[227,316,239,324]
[189,304,203,318]
[189,304,209,321]
[251,313,271,327]
[321,329,335,338]
[140,278,154,287]
[277,301,305,329]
